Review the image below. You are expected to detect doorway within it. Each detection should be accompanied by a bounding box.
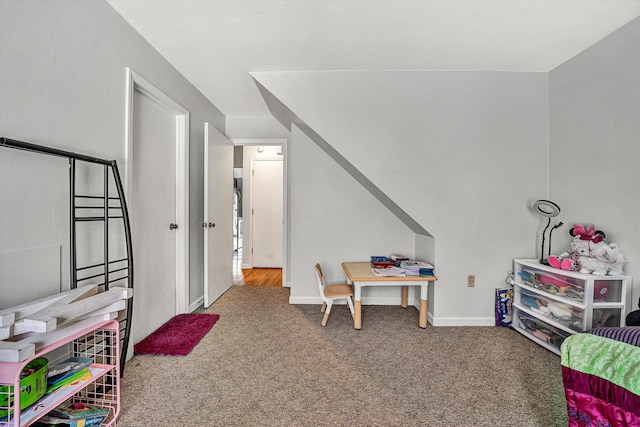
[232,142,286,287]
[125,68,190,348]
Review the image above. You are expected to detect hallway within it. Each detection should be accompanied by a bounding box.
[233,245,282,287]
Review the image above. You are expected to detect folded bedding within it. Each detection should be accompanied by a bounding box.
[561,327,640,427]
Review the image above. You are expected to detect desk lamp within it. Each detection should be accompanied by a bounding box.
[532,199,561,265]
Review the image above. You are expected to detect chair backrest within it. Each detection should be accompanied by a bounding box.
[314,263,327,301]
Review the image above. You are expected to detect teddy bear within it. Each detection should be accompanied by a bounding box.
[548,224,625,275]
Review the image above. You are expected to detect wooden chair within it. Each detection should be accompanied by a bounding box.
[314,263,355,326]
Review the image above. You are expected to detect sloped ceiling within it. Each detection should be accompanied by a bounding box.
[107,0,640,116]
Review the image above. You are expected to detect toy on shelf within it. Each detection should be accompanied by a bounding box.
[548,224,625,276]
[517,312,568,348]
[520,291,583,329]
[516,269,584,300]
[547,253,577,271]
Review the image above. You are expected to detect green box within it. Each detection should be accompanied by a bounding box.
[0,357,48,418]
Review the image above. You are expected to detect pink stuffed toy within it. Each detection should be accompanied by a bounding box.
[548,254,577,271]
[549,224,625,275]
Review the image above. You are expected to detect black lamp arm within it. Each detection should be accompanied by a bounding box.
[540,217,551,263]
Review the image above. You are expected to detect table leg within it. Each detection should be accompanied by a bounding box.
[354,285,362,329]
[401,286,408,308]
[419,300,427,328]
[419,284,428,328]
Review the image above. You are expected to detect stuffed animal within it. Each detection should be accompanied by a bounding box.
[548,253,577,271]
[549,224,625,276]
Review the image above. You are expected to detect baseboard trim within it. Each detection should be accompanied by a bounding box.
[289,296,495,326]
[189,296,204,312]
[429,316,496,326]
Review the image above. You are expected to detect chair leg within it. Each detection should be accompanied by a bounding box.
[321,301,327,313]
[322,300,333,326]
[322,312,330,326]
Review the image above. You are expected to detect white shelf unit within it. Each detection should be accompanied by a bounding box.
[0,319,120,426]
[511,259,632,355]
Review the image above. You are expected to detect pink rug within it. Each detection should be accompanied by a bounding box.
[134,313,220,356]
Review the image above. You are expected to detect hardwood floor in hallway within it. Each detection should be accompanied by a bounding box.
[233,238,282,287]
[242,268,282,287]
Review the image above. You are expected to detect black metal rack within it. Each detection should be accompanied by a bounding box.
[0,137,134,375]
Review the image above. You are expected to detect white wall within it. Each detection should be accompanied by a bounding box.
[255,70,549,324]
[549,17,640,304]
[0,1,225,308]
[289,124,416,303]
[225,115,289,140]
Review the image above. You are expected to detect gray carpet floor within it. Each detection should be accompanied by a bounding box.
[118,286,568,426]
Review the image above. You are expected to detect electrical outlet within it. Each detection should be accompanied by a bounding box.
[467,275,475,287]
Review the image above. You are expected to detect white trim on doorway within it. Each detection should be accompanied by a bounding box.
[124,67,191,314]
[232,139,288,287]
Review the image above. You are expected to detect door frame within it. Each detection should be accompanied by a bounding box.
[124,67,190,314]
[232,139,288,287]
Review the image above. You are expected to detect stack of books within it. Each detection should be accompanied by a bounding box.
[390,254,410,266]
[400,261,435,276]
[36,402,109,426]
[370,256,395,269]
[46,357,93,393]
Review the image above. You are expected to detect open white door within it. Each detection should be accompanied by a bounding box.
[204,122,234,307]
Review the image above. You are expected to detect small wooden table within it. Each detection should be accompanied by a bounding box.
[341,262,437,329]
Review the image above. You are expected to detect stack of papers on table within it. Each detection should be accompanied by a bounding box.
[372,267,407,277]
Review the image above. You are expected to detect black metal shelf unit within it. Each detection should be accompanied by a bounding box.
[0,137,133,375]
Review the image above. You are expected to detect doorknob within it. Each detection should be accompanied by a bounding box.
[209,222,216,228]
[169,223,179,230]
